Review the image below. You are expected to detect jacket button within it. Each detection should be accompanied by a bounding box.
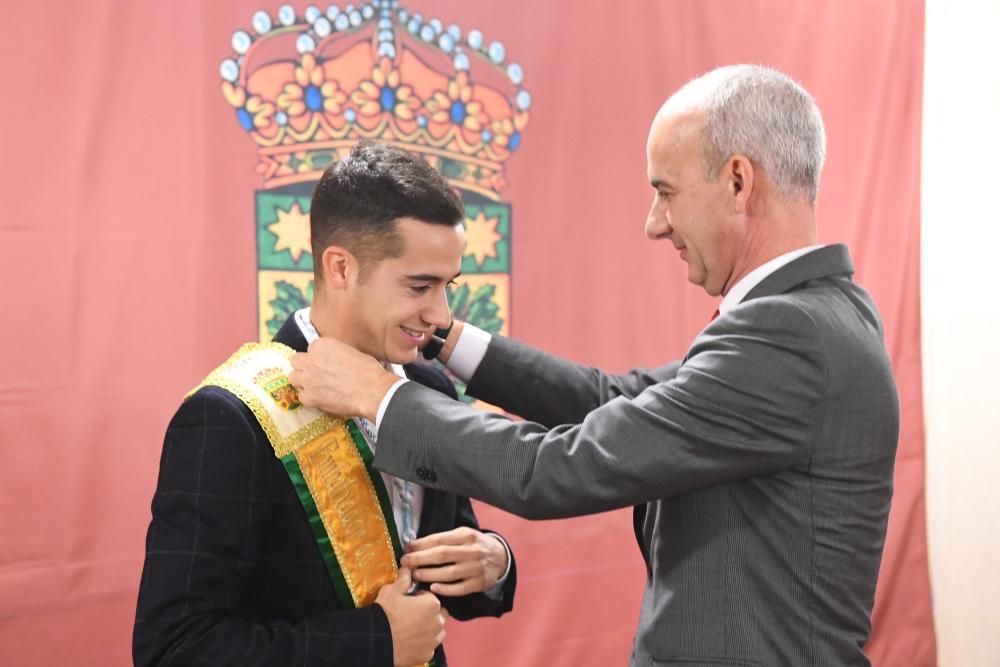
[425,470,437,483]
[416,467,429,481]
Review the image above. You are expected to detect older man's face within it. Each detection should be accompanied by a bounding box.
[644,110,738,297]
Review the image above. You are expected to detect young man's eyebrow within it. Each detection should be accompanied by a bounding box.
[403,272,462,282]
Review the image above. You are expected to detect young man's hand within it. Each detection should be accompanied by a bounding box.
[402,527,509,596]
[375,568,447,666]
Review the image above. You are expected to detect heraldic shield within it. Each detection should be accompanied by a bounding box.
[219,1,529,401]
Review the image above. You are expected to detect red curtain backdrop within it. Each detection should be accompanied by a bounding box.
[0,1,931,665]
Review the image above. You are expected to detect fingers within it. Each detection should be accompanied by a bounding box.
[403,529,480,569]
[298,394,317,408]
[429,579,481,597]
[405,527,477,553]
[287,354,312,406]
[411,590,442,618]
[288,355,305,391]
[403,541,490,571]
[412,561,479,585]
[307,337,332,353]
[403,530,504,596]
[375,567,413,604]
[379,583,444,666]
[402,545,454,569]
[435,606,449,645]
[289,375,322,409]
[393,566,413,592]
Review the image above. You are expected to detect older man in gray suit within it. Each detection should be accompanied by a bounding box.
[290,65,899,667]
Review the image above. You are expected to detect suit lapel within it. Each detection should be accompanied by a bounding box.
[273,315,309,352]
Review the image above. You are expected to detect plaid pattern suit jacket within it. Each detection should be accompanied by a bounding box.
[134,316,515,666]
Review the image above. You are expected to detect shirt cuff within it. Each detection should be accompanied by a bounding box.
[374,378,409,437]
[446,323,492,383]
[483,532,512,600]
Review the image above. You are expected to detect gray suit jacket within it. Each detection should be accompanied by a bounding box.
[373,245,899,667]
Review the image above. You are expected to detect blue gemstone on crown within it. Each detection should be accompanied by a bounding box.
[305,85,323,111]
[237,107,253,131]
[380,86,396,111]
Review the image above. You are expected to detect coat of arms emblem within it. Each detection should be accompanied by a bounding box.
[219,2,530,399]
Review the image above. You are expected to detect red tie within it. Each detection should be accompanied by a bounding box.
[711,309,720,321]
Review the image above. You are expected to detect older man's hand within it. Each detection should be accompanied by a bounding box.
[401,527,509,597]
[288,338,399,420]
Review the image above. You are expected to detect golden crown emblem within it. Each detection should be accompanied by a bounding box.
[220,0,530,200]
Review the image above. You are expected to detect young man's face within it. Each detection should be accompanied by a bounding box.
[346,217,465,364]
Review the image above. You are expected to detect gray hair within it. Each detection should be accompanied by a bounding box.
[666,65,827,204]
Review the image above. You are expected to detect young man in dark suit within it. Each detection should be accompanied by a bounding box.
[134,141,515,666]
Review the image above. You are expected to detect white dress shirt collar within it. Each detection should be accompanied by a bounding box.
[293,307,406,383]
[718,245,823,314]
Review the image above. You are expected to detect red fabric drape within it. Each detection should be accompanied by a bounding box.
[0,1,931,664]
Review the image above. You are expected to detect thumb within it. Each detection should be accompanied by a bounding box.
[394,567,412,592]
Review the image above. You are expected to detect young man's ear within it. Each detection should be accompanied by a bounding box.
[321,246,356,290]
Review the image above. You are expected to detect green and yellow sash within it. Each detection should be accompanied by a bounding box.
[189,342,404,609]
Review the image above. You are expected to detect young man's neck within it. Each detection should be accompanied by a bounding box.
[307,292,388,365]
[307,292,350,345]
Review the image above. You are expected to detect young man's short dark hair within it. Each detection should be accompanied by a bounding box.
[309,141,464,279]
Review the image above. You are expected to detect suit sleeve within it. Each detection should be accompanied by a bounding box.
[133,388,393,667]
[375,301,826,520]
[407,363,517,620]
[467,335,681,427]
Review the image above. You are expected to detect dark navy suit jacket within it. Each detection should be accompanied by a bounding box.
[134,316,516,666]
